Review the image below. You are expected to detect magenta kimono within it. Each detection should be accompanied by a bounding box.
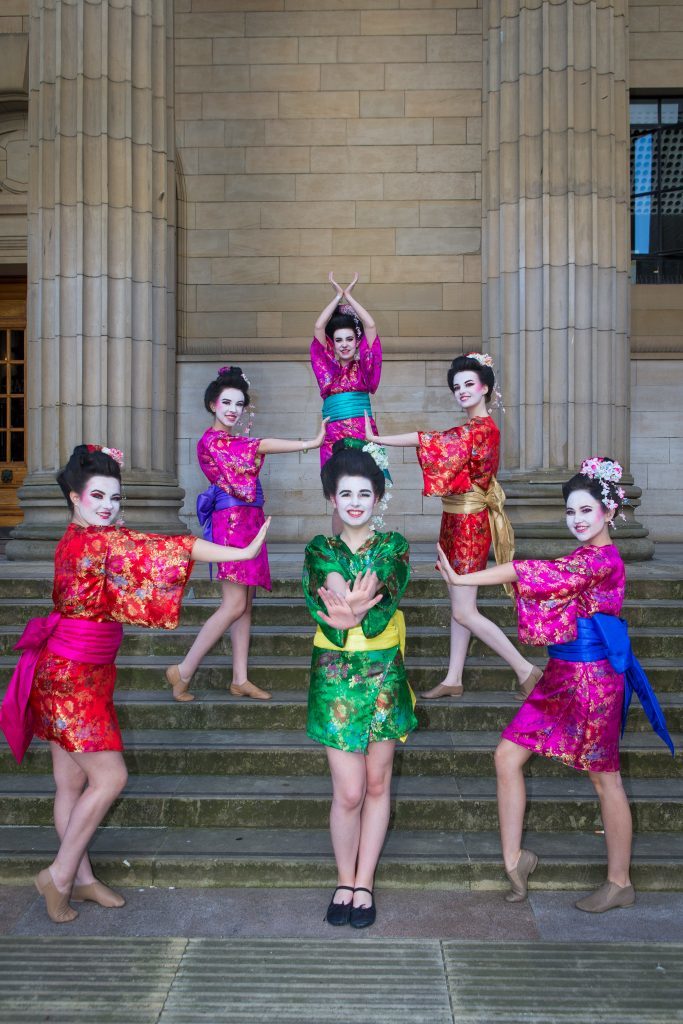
[310,335,382,466]
[196,428,271,590]
[502,544,626,773]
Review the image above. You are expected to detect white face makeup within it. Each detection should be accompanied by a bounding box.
[331,474,377,530]
[211,387,246,430]
[451,370,488,412]
[333,328,359,366]
[565,488,613,545]
[71,475,122,527]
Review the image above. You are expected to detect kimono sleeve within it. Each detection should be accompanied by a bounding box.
[103,529,196,629]
[357,334,382,394]
[361,532,410,638]
[302,535,348,648]
[513,549,612,645]
[198,433,262,502]
[310,338,339,397]
[416,425,473,496]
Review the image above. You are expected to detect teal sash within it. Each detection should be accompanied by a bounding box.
[322,392,372,423]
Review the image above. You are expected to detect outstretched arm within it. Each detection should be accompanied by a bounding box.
[191,518,271,563]
[314,272,344,343]
[364,411,418,448]
[257,419,328,455]
[436,544,518,588]
[343,273,376,342]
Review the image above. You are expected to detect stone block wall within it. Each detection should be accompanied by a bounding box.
[0,0,28,35]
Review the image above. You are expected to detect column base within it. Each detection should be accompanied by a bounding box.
[6,471,189,560]
[501,472,654,562]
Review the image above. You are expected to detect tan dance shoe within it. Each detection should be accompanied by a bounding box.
[514,666,544,701]
[34,868,78,924]
[71,880,126,908]
[420,683,464,700]
[504,849,538,903]
[575,881,635,913]
[165,664,194,702]
[229,679,271,701]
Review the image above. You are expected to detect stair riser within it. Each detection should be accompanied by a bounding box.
[2,796,680,832]
[111,704,683,734]
[4,746,679,779]
[0,855,679,891]
[3,632,681,659]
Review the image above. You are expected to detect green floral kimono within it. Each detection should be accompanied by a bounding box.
[303,531,417,752]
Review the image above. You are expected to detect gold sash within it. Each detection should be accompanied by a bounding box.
[441,478,515,597]
[313,610,406,655]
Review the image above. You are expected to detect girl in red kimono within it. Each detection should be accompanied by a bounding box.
[436,460,672,913]
[0,445,268,924]
[365,353,542,699]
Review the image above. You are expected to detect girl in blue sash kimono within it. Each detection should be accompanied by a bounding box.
[437,458,673,914]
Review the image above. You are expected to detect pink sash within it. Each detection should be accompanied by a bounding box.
[0,614,123,763]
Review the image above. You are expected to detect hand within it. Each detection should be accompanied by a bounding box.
[345,570,380,616]
[307,418,329,450]
[316,587,360,630]
[344,272,359,297]
[364,411,379,443]
[436,543,461,587]
[243,517,271,560]
[328,271,342,299]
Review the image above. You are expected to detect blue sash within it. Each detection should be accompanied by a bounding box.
[196,481,264,580]
[548,615,674,756]
[322,391,372,423]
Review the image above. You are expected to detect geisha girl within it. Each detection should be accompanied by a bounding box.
[303,440,417,929]
[0,444,269,924]
[365,353,542,700]
[165,366,325,703]
[437,458,674,913]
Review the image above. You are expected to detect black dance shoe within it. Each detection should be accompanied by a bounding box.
[325,885,354,926]
[349,887,376,929]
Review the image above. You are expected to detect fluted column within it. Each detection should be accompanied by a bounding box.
[8,0,184,558]
[482,0,652,557]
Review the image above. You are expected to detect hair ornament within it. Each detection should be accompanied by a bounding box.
[337,437,392,531]
[465,352,504,411]
[336,302,363,340]
[86,444,124,467]
[218,365,251,387]
[580,457,628,524]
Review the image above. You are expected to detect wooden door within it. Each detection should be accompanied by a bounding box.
[0,280,26,526]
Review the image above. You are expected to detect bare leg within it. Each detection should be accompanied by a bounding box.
[588,770,633,887]
[47,749,128,893]
[353,739,396,905]
[177,581,248,681]
[325,746,367,903]
[453,585,536,683]
[423,584,472,695]
[494,738,534,871]
[230,586,254,685]
[50,743,96,886]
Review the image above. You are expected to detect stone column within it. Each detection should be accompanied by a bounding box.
[8,0,184,559]
[482,0,652,557]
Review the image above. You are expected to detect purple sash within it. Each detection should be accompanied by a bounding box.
[196,482,264,544]
[0,614,124,763]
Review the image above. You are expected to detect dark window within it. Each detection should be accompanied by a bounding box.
[630,97,683,283]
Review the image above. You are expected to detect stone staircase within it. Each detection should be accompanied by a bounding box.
[0,568,681,892]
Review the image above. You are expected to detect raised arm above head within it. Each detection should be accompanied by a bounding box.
[314,272,344,343]
[364,412,418,448]
[342,273,376,341]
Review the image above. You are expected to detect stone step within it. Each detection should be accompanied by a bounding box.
[58,689,681,735]
[2,773,681,832]
[3,596,683,629]
[4,653,683,694]
[3,623,683,660]
[1,574,683,601]
[1,824,681,890]
[4,729,679,779]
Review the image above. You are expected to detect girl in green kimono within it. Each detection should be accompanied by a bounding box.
[303,439,417,929]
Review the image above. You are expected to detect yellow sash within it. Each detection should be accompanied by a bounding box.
[313,610,406,655]
[441,478,515,598]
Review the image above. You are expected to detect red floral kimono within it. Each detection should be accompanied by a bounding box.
[417,416,501,574]
[28,524,196,753]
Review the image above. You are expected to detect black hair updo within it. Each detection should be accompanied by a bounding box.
[325,311,362,341]
[56,445,122,511]
[562,458,625,519]
[204,366,251,415]
[447,354,495,402]
[320,440,386,501]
